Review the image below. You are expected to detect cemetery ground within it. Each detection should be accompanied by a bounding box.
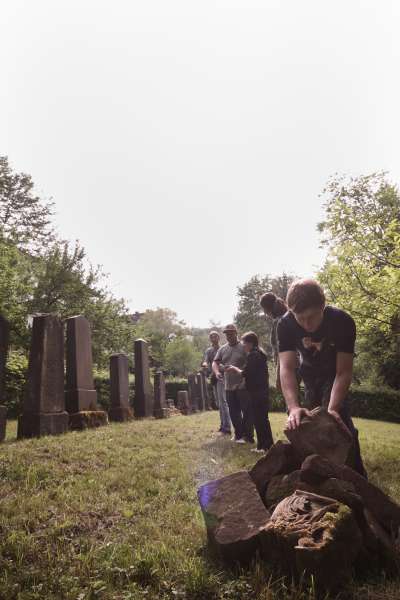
[1,414,400,600]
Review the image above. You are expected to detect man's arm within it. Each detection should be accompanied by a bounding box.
[328,352,353,433]
[212,359,223,380]
[280,351,310,429]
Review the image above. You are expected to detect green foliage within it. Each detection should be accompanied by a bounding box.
[165,378,188,403]
[134,308,185,367]
[164,336,202,377]
[235,273,295,353]
[318,172,400,388]
[3,350,28,417]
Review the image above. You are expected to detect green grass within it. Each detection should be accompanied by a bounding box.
[0,413,399,599]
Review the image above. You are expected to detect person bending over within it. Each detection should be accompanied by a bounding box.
[277,278,366,477]
[226,331,274,453]
[212,324,254,444]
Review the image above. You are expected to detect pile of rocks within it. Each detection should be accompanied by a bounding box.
[198,408,400,592]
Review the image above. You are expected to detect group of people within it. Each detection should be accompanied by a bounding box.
[202,278,366,476]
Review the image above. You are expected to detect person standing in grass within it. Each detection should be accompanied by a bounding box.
[226,332,274,453]
[212,324,254,444]
[260,292,288,391]
[202,331,231,435]
[277,278,366,477]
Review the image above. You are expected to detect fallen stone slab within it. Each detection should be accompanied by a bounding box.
[262,490,362,591]
[300,454,400,534]
[265,471,313,510]
[249,440,300,497]
[198,471,271,563]
[285,407,352,465]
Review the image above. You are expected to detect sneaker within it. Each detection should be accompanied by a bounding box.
[251,448,266,454]
[235,438,246,444]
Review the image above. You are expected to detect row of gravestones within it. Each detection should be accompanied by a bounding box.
[0,313,214,441]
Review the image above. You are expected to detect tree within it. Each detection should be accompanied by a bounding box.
[318,172,400,388]
[0,156,55,252]
[164,336,202,376]
[235,274,295,353]
[134,308,185,367]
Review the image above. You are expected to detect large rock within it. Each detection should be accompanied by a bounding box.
[285,407,352,465]
[262,490,362,591]
[198,471,271,563]
[300,454,400,533]
[250,440,300,497]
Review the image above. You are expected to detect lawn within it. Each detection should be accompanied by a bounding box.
[0,413,399,600]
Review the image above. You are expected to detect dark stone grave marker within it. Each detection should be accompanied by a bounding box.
[109,353,133,422]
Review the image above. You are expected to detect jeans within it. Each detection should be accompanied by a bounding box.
[214,380,231,433]
[303,376,367,478]
[249,390,274,450]
[226,388,254,442]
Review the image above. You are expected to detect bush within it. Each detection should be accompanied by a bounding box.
[348,386,400,423]
[3,350,28,418]
[165,378,188,403]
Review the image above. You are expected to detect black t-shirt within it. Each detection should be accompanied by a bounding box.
[242,348,269,393]
[277,306,356,382]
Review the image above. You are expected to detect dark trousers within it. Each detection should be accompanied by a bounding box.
[226,389,254,442]
[249,390,274,450]
[304,377,367,478]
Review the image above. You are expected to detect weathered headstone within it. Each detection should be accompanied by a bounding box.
[187,373,199,412]
[18,314,68,438]
[250,440,300,496]
[285,407,352,465]
[65,315,108,429]
[133,339,153,418]
[153,371,169,418]
[262,490,362,591]
[198,471,271,563]
[0,315,9,442]
[199,371,212,410]
[177,390,190,415]
[109,353,133,422]
[195,373,204,411]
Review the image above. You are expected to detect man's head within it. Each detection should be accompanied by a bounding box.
[223,324,238,345]
[286,279,326,333]
[209,331,220,346]
[260,292,287,318]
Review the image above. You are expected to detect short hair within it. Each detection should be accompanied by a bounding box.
[286,279,325,313]
[260,292,287,317]
[241,331,259,347]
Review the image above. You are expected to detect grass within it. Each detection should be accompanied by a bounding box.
[0,413,399,600]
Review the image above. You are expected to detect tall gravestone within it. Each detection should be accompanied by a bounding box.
[65,315,108,429]
[0,315,9,442]
[153,371,169,418]
[196,373,204,411]
[199,371,211,410]
[188,374,199,412]
[109,353,133,422]
[134,339,153,418]
[18,314,68,438]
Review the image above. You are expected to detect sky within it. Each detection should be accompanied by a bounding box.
[2,1,400,327]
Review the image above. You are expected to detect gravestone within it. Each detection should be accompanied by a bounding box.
[134,339,153,418]
[109,353,133,422]
[177,390,190,415]
[199,371,212,410]
[196,372,205,411]
[0,315,9,442]
[18,314,69,438]
[284,407,352,465]
[187,374,199,412]
[65,315,108,429]
[153,371,169,418]
[198,471,271,563]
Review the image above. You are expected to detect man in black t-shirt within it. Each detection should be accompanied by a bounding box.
[277,278,366,477]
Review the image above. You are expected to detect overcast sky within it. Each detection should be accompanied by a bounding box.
[2,1,400,327]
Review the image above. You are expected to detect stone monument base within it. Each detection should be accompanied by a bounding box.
[109,406,134,422]
[65,389,98,413]
[0,405,7,442]
[154,407,171,419]
[69,410,108,430]
[17,411,69,439]
[166,399,182,416]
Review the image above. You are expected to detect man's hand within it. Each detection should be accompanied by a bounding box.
[287,406,312,429]
[225,365,241,374]
[328,408,352,439]
[216,371,224,381]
